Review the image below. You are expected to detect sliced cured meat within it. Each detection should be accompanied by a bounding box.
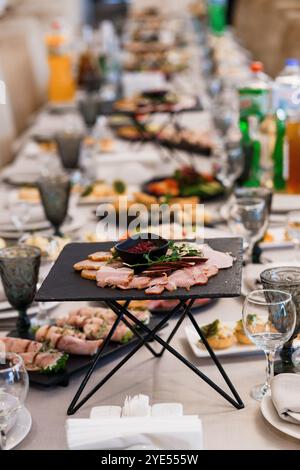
[200,245,233,269]
[145,284,165,295]
[111,323,133,343]
[96,266,134,288]
[34,351,64,370]
[26,341,43,353]
[35,325,51,342]
[56,335,103,355]
[201,264,219,278]
[0,338,31,353]
[118,276,151,290]
[148,276,169,287]
[166,268,196,291]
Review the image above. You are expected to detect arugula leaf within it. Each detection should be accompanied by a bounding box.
[200,319,220,339]
[41,353,69,375]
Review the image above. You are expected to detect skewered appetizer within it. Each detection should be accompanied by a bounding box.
[234,320,253,345]
[35,306,151,354]
[199,319,235,350]
[0,337,68,374]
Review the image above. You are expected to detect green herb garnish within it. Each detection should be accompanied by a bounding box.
[113,180,127,195]
[247,314,257,325]
[120,331,134,344]
[124,241,204,268]
[81,185,94,197]
[41,353,69,375]
[200,319,220,339]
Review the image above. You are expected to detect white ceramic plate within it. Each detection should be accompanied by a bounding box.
[0,214,82,240]
[0,301,59,320]
[185,323,261,359]
[5,406,32,450]
[261,395,300,440]
[260,227,294,250]
[272,194,300,214]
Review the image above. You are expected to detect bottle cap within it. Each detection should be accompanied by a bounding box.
[251,61,264,73]
[285,58,299,67]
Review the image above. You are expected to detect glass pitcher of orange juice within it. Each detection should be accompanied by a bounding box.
[46,20,76,103]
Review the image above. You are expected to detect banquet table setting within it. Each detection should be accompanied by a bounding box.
[1,0,300,453]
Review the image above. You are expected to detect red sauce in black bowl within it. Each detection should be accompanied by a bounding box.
[126,240,157,254]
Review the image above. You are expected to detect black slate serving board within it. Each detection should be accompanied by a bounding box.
[36,238,243,302]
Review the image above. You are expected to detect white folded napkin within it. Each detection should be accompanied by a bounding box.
[66,416,203,450]
[66,396,203,450]
[271,374,300,424]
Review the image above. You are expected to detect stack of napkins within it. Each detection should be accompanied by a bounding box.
[271,374,300,424]
[66,395,203,450]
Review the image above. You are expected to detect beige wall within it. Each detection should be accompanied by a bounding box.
[234,0,300,77]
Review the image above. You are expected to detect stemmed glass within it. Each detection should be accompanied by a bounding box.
[286,211,300,261]
[78,93,99,132]
[55,131,84,171]
[228,198,268,263]
[213,142,244,191]
[0,352,29,450]
[8,193,32,241]
[242,289,296,401]
[0,246,41,335]
[37,174,71,237]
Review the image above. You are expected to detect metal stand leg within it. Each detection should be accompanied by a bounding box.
[67,300,186,415]
[67,298,244,415]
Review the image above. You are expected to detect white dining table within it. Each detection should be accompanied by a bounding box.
[15,292,300,450]
[1,17,300,450]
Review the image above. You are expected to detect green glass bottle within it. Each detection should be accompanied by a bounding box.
[207,0,228,36]
[272,109,286,191]
[238,62,272,187]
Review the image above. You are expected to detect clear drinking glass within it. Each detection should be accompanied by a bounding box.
[0,352,29,450]
[242,289,296,401]
[286,211,300,260]
[228,198,268,262]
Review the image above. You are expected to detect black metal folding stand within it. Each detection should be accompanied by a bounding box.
[67,297,245,415]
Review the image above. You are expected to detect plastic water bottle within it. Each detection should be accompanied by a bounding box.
[274,58,300,114]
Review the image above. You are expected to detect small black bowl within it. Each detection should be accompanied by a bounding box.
[114,233,169,269]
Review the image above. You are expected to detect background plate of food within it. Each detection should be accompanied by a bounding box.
[185,320,263,358]
[142,168,225,202]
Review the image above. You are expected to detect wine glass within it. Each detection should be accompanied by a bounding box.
[228,198,268,263]
[0,352,29,450]
[55,131,84,170]
[7,193,32,241]
[235,187,273,217]
[78,93,99,132]
[260,266,300,371]
[242,289,296,401]
[286,211,300,261]
[213,142,244,191]
[37,174,71,237]
[0,245,41,335]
